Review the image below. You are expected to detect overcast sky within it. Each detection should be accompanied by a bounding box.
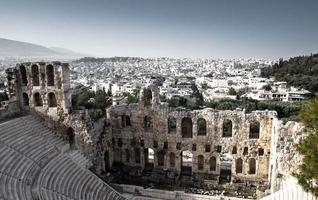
[1,0,317,59]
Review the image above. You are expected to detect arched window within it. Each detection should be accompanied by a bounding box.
[158,151,165,166]
[197,118,207,136]
[135,148,141,164]
[125,115,131,126]
[232,146,237,154]
[31,64,40,86]
[168,117,176,134]
[48,92,57,107]
[46,64,55,86]
[20,65,28,85]
[198,155,204,170]
[236,158,243,174]
[222,119,232,137]
[67,127,75,148]
[144,116,153,131]
[125,149,130,163]
[182,117,193,138]
[209,156,216,171]
[22,93,29,106]
[169,152,175,167]
[181,151,193,176]
[248,158,256,174]
[243,147,249,155]
[33,92,43,106]
[143,88,152,106]
[249,121,260,139]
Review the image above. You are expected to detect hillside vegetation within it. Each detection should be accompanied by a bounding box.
[261,54,318,94]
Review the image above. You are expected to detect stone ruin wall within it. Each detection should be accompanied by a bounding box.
[3,63,309,193]
[106,86,276,185]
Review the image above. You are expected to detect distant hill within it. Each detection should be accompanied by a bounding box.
[0,38,85,58]
[261,53,318,94]
[73,56,144,63]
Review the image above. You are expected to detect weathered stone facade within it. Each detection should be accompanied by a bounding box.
[107,85,275,188]
[3,62,309,199]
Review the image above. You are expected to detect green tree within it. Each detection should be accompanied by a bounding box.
[126,87,140,104]
[262,84,272,91]
[294,98,318,196]
[228,87,237,95]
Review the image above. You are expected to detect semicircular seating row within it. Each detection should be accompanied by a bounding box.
[0,115,125,200]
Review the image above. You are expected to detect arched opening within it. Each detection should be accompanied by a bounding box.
[31,64,40,86]
[46,64,55,86]
[198,155,204,170]
[197,118,207,135]
[169,152,175,168]
[67,127,75,149]
[181,150,193,176]
[232,146,237,154]
[243,147,249,156]
[236,158,243,174]
[135,148,141,164]
[144,116,153,131]
[104,151,110,171]
[22,93,29,106]
[125,115,131,126]
[33,93,43,106]
[48,92,57,107]
[220,162,232,183]
[209,156,216,171]
[182,117,193,138]
[222,119,232,137]
[143,88,152,106]
[168,117,176,134]
[144,148,154,170]
[125,149,130,163]
[248,158,256,174]
[158,150,165,166]
[249,121,260,139]
[20,65,28,85]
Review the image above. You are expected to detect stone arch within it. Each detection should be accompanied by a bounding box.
[158,150,165,166]
[232,146,237,154]
[249,121,260,139]
[197,118,207,136]
[20,65,28,85]
[33,92,43,106]
[135,148,141,164]
[243,147,249,155]
[169,152,175,167]
[31,64,40,86]
[236,158,243,174]
[168,117,176,134]
[125,149,130,163]
[222,119,232,137]
[248,158,256,174]
[67,127,75,149]
[143,88,152,106]
[182,117,193,138]
[22,93,29,106]
[46,64,55,86]
[48,92,57,107]
[144,116,153,131]
[198,155,204,170]
[181,150,193,176]
[209,156,216,171]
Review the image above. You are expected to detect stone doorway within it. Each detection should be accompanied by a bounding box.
[219,162,232,183]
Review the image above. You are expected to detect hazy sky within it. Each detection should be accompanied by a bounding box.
[1,0,318,59]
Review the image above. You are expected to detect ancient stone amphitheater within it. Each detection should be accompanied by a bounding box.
[0,115,125,200]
